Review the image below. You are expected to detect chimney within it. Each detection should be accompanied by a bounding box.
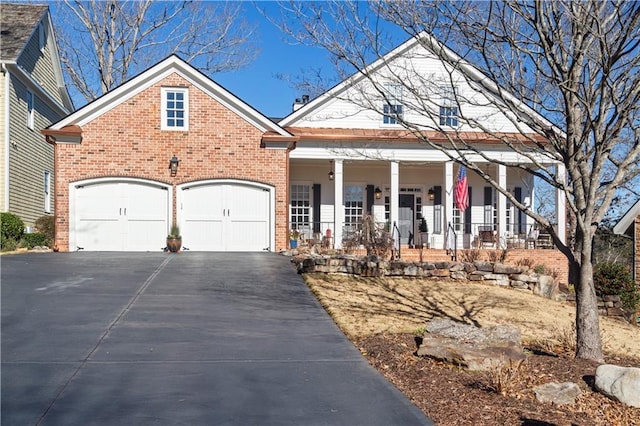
[292,94,310,111]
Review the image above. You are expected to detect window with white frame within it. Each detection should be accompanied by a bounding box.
[382,83,403,125]
[44,171,51,213]
[161,88,188,130]
[290,184,311,236]
[27,90,34,130]
[439,85,458,127]
[344,185,364,231]
[452,206,462,232]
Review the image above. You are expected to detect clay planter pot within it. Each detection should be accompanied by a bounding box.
[166,237,182,253]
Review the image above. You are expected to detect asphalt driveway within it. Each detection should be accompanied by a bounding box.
[1,252,432,425]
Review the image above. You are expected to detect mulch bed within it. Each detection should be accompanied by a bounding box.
[356,333,640,426]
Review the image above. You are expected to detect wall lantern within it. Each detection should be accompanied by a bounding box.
[328,160,334,181]
[428,187,435,201]
[169,155,179,176]
[374,187,382,200]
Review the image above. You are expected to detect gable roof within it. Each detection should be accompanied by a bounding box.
[0,3,48,61]
[613,198,640,235]
[1,3,73,114]
[279,31,560,138]
[45,55,291,138]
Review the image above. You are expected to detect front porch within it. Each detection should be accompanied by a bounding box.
[288,158,566,252]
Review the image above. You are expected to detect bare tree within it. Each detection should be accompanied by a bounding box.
[56,0,258,105]
[273,0,640,361]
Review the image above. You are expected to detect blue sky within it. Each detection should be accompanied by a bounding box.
[214,2,335,119]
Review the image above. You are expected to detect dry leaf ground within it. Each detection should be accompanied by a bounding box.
[303,273,640,425]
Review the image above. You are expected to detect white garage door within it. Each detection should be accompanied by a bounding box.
[75,181,169,251]
[181,182,270,251]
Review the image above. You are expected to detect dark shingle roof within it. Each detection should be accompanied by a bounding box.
[0,3,48,62]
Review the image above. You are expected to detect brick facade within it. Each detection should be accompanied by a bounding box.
[52,73,289,251]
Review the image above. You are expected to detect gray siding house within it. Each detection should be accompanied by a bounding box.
[0,3,73,227]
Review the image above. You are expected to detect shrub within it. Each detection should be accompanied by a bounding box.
[533,264,549,275]
[459,249,481,263]
[20,232,50,249]
[35,215,55,241]
[1,212,24,250]
[1,238,18,252]
[593,261,639,311]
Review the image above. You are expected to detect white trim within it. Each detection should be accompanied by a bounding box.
[288,146,555,164]
[3,64,10,210]
[26,89,35,130]
[177,179,276,252]
[614,198,640,235]
[4,63,70,115]
[49,56,291,137]
[44,170,51,213]
[333,160,344,248]
[497,164,507,243]
[161,87,189,131]
[68,177,172,252]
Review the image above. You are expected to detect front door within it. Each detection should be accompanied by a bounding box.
[399,194,414,245]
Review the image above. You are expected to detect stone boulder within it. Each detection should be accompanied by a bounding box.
[533,382,582,405]
[416,318,526,371]
[534,275,558,299]
[595,364,640,408]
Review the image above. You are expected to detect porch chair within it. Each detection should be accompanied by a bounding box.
[477,226,496,248]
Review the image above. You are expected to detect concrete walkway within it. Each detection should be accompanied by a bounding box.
[2,252,432,425]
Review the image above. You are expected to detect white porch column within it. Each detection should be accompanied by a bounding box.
[556,163,566,245]
[497,164,507,244]
[390,161,399,233]
[527,185,535,232]
[333,159,344,248]
[444,161,453,245]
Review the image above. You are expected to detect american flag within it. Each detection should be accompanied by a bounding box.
[454,165,469,211]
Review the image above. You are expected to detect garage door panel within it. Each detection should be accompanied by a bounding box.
[229,187,269,219]
[227,221,269,251]
[181,182,271,252]
[77,184,122,221]
[183,220,224,251]
[75,181,169,251]
[126,186,169,221]
[126,220,167,251]
[77,220,122,251]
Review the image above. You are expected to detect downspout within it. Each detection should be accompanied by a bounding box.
[2,63,10,211]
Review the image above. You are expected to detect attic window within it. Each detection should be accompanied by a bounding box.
[439,85,458,127]
[161,87,189,131]
[382,83,403,125]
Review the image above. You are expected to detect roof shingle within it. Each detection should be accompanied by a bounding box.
[0,3,48,62]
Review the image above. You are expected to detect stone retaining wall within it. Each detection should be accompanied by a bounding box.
[292,254,628,320]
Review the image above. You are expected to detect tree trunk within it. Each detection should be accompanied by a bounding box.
[572,237,604,362]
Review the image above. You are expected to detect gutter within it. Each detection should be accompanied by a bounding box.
[2,63,9,211]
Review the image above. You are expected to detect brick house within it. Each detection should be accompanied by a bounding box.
[44,33,569,282]
[1,3,73,227]
[43,56,293,252]
[614,199,640,283]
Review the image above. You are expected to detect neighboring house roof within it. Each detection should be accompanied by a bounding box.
[279,31,561,139]
[0,3,48,61]
[613,198,640,236]
[44,55,292,141]
[0,3,73,113]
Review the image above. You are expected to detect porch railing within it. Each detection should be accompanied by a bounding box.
[291,220,556,250]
